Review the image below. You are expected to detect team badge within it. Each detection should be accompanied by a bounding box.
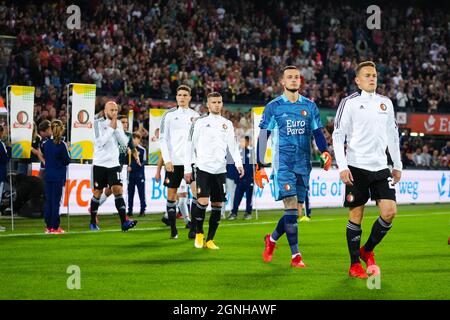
[190,117,194,123]
[165,178,170,184]
[300,110,308,117]
[284,184,291,191]
[346,193,354,203]
[197,187,201,194]
[222,123,227,130]
[94,182,98,188]
[380,103,387,111]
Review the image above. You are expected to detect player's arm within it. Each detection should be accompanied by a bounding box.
[184,121,198,182]
[386,99,402,183]
[159,110,173,172]
[311,102,332,170]
[94,119,115,148]
[114,120,129,147]
[255,104,274,188]
[61,141,71,165]
[226,121,244,178]
[332,98,353,185]
[155,156,164,182]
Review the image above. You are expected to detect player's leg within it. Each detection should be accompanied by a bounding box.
[163,166,183,239]
[204,173,226,249]
[99,187,112,206]
[127,176,136,216]
[228,180,244,220]
[43,180,52,233]
[193,169,210,248]
[360,170,397,270]
[109,166,137,231]
[51,180,65,233]
[188,179,197,239]
[224,178,236,218]
[137,176,146,216]
[177,192,190,226]
[263,167,297,263]
[89,165,106,230]
[344,166,371,278]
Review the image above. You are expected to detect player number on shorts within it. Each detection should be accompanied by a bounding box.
[387,177,395,189]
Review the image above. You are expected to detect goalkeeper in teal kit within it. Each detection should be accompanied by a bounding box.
[256,66,332,268]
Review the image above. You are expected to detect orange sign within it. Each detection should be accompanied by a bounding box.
[403,114,450,135]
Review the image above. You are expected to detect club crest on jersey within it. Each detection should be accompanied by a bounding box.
[346,193,354,203]
[300,110,308,117]
[222,123,228,130]
[380,103,387,111]
[165,178,170,184]
[284,184,291,191]
[190,117,194,123]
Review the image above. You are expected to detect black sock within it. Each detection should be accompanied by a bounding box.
[167,200,177,236]
[90,196,100,224]
[115,195,127,224]
[207,206,222,241]
[195,202,207,234]
[364,216,392,252]
[346,220,362,265]
[189,198,197,233]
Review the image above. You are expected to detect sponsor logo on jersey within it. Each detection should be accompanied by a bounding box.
[286,119,306,135]
[346,193,354,203]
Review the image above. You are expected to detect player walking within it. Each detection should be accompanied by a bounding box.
[257,66,332,267]
[332,61,402,278]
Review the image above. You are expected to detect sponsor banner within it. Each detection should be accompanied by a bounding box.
[252,107,272,164]
[9,85,34,158]
[147,108,166,164]
[31,163,449,215]
[403,114,450,135]
[70,83,96,159]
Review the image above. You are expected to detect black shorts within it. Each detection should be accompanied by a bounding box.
[92,165,123,190]
[344,166,396,208]
[195,168,227,202]
[163,164,195,189]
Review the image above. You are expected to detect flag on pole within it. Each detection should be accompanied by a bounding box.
[9,85,34,159]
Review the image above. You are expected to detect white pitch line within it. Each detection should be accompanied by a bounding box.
[0,212,449,238]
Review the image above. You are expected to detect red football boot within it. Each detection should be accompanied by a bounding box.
[291,254,306,268]
[360,246,376,268]
[349,263,368,279]
[263,234,276,262]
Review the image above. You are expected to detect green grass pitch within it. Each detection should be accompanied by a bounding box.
[0,203,449,300]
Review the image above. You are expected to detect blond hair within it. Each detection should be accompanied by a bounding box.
[51,120,65,144]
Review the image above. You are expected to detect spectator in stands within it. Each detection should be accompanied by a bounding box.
[412,147,425,167]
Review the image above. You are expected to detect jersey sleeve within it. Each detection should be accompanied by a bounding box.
[332,97,352,172]
[159,110,172,163]
[184,120,197,174]
[310,102,323,130]
[386,99,402,171]
[259,103,274,130]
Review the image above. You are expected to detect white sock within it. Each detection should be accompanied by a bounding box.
[270,235,276,243]
[178,197,190,224]
[99,193,109,206]
[292,253,301,259]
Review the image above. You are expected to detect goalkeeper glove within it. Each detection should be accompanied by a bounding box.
[320,151,332,171]
[254,163,269,188]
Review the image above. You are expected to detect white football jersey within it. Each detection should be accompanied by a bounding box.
[93,117,129,168]
[332,90,402,172]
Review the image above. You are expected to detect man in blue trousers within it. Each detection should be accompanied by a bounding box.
[228,136,254,220]
[127,132,147,217]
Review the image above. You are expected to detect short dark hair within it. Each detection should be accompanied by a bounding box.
[281,65,299,77]
[207,92,222,99]
[0,125,3,133]
[244,135,250,141]
[38,120,51,132]
[132,132,142,140]
[176,85,191,95]
[118,115,128,121]
[356,61,376,75]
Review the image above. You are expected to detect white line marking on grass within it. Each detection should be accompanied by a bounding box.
[0,212,449,238]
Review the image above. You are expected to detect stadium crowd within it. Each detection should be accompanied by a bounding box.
[0,0,448,168]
